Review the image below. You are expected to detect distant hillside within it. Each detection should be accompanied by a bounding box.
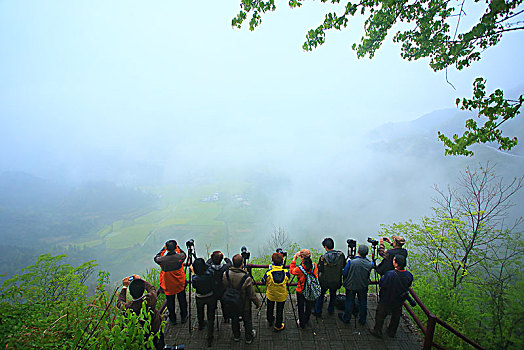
[368,107,524,159]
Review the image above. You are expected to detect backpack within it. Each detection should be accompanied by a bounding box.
[221,269,250,319]
[298,264,321,301]
[319,250,345,288]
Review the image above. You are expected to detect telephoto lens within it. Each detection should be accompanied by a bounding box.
[186,239,194,247]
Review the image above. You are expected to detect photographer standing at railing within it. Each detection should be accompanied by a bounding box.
[338,244,372,325]
[261,251,290,332]
[370,255,413,339]
[314,237,346,317]
[376,236,408,276]
[154,240,188,325]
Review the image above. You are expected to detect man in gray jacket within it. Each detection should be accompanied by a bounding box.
[338,244,372,325]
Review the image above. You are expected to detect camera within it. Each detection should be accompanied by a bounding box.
[241,246,251,260]
[367,237,379,246]
[276,248,287,257]
[128,275,134,281]
[346,239,357,248]
[186,239,194,248]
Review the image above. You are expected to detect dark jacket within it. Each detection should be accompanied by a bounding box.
[207,257,232,299]
[378,269,413,306]
[117,280,162,334]
[317,249,346,289]
[342,256,372,291]
[192,268,215,298]
[222,267,261,312]
[376,246,408,276]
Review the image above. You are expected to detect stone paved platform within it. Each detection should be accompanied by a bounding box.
[164,293,423,349]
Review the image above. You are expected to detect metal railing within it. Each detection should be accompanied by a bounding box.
[243,263,485,350]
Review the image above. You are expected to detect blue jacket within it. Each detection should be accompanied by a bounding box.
[378,269,413,305]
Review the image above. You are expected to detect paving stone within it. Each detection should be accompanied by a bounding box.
[164,293,423,349]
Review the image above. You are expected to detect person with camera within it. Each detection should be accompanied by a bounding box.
[290,249,318,329]
[261,251,290,332]
[154,240,188,325]
[222,253,262,344]
[206,250,232,302]
[117,274,164,349]
[313,237,346,317]
[191,258,217,347]
[370,255,414,339]
[338,244,372,325]
[376,235,407,276]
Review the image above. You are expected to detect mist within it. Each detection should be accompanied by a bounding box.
[1,1,523,280]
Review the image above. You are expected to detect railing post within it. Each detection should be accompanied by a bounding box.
[423,314,437,350]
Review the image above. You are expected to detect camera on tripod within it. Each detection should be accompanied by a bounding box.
[347,239,357,249]
[241,246,251,260]
[186,239,195,248]
[276,248,287,257]
[367,237,379,246]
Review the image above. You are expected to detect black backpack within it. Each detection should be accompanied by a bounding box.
[221,269,250,319]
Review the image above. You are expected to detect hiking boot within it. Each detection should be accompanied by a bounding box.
[233,336,241,342]
[180,313,189,324]
[267,319,274,327]
[245,329,257,344]
[369,329,383,339]
[311,311,322,318]
[206,337,213,347]
[273,323,285,332]
[338,313,350,324]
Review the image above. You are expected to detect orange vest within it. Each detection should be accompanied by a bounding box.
[159,246,186,295]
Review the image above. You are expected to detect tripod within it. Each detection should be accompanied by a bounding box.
[184,243,197,333]
[283,255,298,328]
[241,252,265,300]
[370,243,380,302]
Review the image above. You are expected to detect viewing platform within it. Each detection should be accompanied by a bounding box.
[164,293,422,349]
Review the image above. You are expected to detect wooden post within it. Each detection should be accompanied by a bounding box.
[423,314,437,350]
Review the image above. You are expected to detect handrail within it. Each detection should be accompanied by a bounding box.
[405,287,485,350]
[183,262,484,349]
[246,263,484,349]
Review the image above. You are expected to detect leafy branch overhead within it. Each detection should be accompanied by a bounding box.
[439,78,524,156]
[232,0,524,156]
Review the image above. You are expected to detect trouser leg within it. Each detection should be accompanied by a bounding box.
[206,297,217,339]
[196,297,205,326]
[166,294,176,323]
[374,303,388,334]
[231,316,241,339]
[243,309,254,341]
[314,286,327,314]
[342,290,356,322]
[297,293,306,328]
[275,301,285,328]
[304,299,314,325]
[327,288,337,314]
[387,304,402,336]
[266,299,275,324]
[357,288,368,324]
[177,288,188,318]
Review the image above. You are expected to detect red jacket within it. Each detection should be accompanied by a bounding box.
[290,260,318,294]
[154,246,186,295]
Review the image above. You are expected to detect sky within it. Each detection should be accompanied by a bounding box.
[0,0,523,182]
[1,1,523,260]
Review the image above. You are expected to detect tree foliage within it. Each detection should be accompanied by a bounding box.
[380,163,524,348]
[232,0,524,156]
[0,255,162,349]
